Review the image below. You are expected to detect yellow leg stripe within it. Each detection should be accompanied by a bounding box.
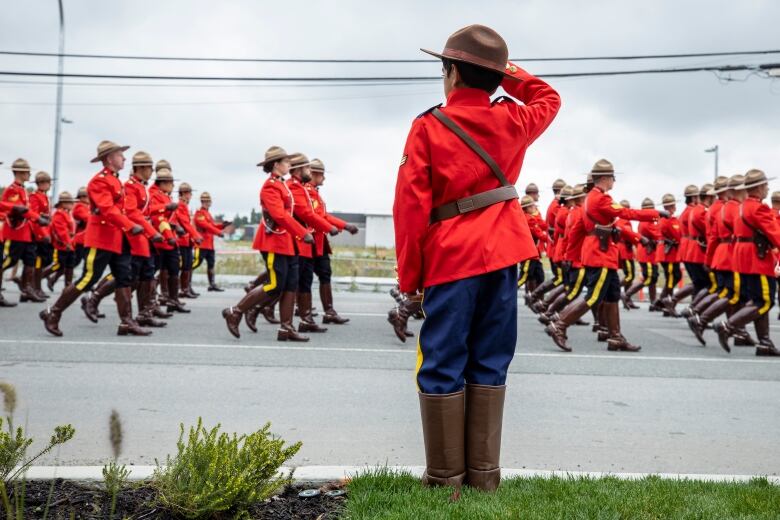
[729,272,741,305]
[625,261,634,283]
[567,268,586,301]
[262,253,278,292]
[35,256,42,269]
[517,260,530,287]
[51,250,60,272]
[586,267,608,307]
[106,274,114,281]
[553,266,563,286]
[759,275,771,315]
[667,263,674,290]
[2,241,11,270]
[414,290,426,391]
[75,248,98,291]
[643,263,654,287]
[708,271,718,294]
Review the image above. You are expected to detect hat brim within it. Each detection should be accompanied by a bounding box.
[589,171,622,177]
[420,48,521,80]
[90,145,130,163]
[743,177,777,190]
[567,193,587,200]
[256,154,293,167]
[290,162,312,170]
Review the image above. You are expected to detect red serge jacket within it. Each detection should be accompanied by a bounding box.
[545,199,560,238]
[564,205,586,268]
[526,210,548,257]
[309,185,346,257]
[685,204,708,264]
[658,215,682,263]
[616,218,640,261]
[175,202,202,248]
[581,187,659,270]
[123,175,159,257]
[83,167,136,254]
[733,197,780,276]
[705,199,724,267]
[194,208,225,251]
[72,201,89,246]
[252,174,309,256]
[552,205,570,263]
[711,199,739,271]
[678,204,693,263]
[636,221,661,264]
[148,185,177,251]
[1,182,39,243]
[29,191,51,241]
[286,178,334,259]
[393,64,561,292]
[51,208,75,251]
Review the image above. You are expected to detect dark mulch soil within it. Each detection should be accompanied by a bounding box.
[5,479,345,519]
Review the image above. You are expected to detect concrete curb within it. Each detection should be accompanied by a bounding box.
[21,465,779,484]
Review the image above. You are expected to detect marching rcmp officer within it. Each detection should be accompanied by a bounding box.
[221,146,313,340]
[193,191,230,292]
[664,185,706,315]
[41,140,145,336]
[517,195,548,294]
[174,182,203,299]
[1,158,46,304]
[394,25,560,490]
[71,186,90,267]
[617,200,642,310]
[30,171,53,300]
[545,160,662,352]
[545,178,566,238]
[45,191,78,291]
[623,197,661,308]
[656,193,682,313]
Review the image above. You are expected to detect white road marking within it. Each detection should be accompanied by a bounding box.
[1,339,778,364]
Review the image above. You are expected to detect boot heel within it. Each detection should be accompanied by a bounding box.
[117,327,128,336]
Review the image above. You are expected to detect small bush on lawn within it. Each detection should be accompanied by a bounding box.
[152,417,301,518]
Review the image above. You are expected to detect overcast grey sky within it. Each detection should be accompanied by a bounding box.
[1,0,779,217]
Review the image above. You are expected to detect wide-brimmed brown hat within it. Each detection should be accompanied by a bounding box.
[552,178,566,191]
[178,182,194,193]
[683,185,699,198]
[90,140,129,163]
[727,174,746,190]
[35,171,52,183]
[525,183,539,195]
[289,152,311,170]
[421,24,518,79]
[661,193,679,207]
[620,199,631,208]
[586,174,594,186]
[77,186,88,198]
[771,191,780,203]
[155,168,175,182]
[589,159,619,177]
[55,191,76,206]
[568,184,587,200]
[257,145,292,167]
[310,158,326,173]
[11,158,31,172]
[713,176,729,194]
[200,191,212,201]
[700,183,714,197]
[132,151,154,167]
[155,159,171,172]
[560,185,574,199]
[641,197,655,209]
[520,195,535,209]
[742,169,776,190]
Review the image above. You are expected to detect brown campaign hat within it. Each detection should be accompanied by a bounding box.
[569,184,587,200]
[90,140,130,163]
[289,152,311,170]
[641,197,655,209]
[520,195,535,208]
[421,24,517,79]
[552,178,566,191]
[200,191,212,201]
[712,176,730,194]
[742,169,776,190]
[178,182,194,193]
[11,158,31,172]
[661,193,678,206]
[683,185,699,198]
[700,183,714,197]
[257,145,292,167]
[132,151,154,167]
[55,191,76,206]
[310,158,326,173]
[771,191,780,203]
[620,199,631,208]
[727,174,746,190]
[35,171,52,183]
[525,183,539,195]
[589,159,619,177]
[77,186,88,198]
[560,185,574,199]
[155,159,171,172]
[586,174,594,186]
[155,168,175,182]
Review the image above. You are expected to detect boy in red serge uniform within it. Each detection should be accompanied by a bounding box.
[147,166,182,315]
[394,25,560,491]
[221,146,313,340]
[41,140,144,336]
[664,185,704,316]
[617,200,643,310]
[193,191,230,292]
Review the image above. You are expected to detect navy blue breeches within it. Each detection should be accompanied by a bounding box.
[416,265,518,395]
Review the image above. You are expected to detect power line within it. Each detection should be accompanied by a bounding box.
[1,49,779,63]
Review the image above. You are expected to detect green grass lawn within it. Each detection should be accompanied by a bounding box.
[345,469,780,519]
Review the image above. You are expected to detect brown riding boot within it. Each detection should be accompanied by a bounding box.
[465,384,505,491]
[150,278,173,319]
[39,284,83,336]
[596,303,609,342]
[167,274,190,313]
[604,301,641,352]
[755,313,780,356]
[179,271,191,298]
[158,270,170,304]
[545,297,591,352]
[20,266,45,303]
[277,291,309,342]
[388,307,415,340]
[682,288,711,317]
[665,284,694,317]
[688,297,730,346]
[320,283,349,324]
[207,268,224,292]
[63,267,74,287]
[538,292,568,325]
[389,298,421,342]
[244,273,267,293]
[115,286,151,336]
[34,267,49,299]
[221,286,275,338]
[298,292,328,333]
[261,299,281,324]
[136,280,167,328]
[44,266,63,292]
[713,303,759,353]
[186,270,200,297]
[419,390,466,488]
[81,277,116,323]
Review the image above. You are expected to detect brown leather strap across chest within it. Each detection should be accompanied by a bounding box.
[428,108,519,224]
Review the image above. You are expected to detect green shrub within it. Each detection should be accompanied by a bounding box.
[152,418,302,518]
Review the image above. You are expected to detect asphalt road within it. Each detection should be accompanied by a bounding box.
[1,284,779,475]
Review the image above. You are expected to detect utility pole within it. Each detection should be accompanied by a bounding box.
[705,145,718,181]
[51,0,65,199]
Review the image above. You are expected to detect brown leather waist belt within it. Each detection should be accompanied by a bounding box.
[587,226,614,236]
[428,108,519,225]
[430,185,519,224]
[717,238,732,244]
[734,237,754,243]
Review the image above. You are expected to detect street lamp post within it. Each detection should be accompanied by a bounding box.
[705,145,719,181]
[51,0,65,199]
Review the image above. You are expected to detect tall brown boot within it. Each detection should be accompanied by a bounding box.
[167,274,190,313]
[388,298,421,342]
[596,303,609,342]
[754,313,780,356]
[665,284,694,317]
[179,271,191,298]
[544,297,591,352]
[713,303,759,353]
[682,288,711,317]
[277,291,309,342]
[39,284,83,336]
[33,266,49,299]
[298,292,327,333]
[158,270,170,304]
[221,286,275,338]
[44,266,62,292]
[63,267,74,287]
[207,269,224,292]
[81,277,116,323]
[320,283,349,324]
[261,298,281,324]
[116,287,151,336]
[186,270,200,297]
[20,266,45,303]
[538,292,569,325]
[246,295,281,332]
[419,390,466,488]
[150,278,173,319]
[604,301,641,352]
[647,284,659,311]
[465,384,505,491]
[688,297,730,346]
[136,280,167,328]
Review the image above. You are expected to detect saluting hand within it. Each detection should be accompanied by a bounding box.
[302,233,315,244]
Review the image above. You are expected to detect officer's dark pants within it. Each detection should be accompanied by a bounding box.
[298,256,314,293]
[179,246,193,273]
[157,248,180,276]
[2,240,36,270]
[684,262,710,294]
[51,250,77,272]
[131,255,156,283]
[640,262,659,287]
[661,261,682,290]
[74,242,133,292]
[192,248,215,271]
[416,265,517,395]
[621,259,636,286]
[313,254,332,284]
[261,252,299,298]
[565,267,587,301]
[518,259,544,288]
[35,241,54,270]
[739,274,776,315]
[715,269,739,304]
[583,267,622,307]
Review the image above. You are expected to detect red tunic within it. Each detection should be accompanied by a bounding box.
[72,201,89,246]
[678,204,693,263]
[732,197,780,276]
[393,64,561,292]
[705,199,724,267]
[658,215,682,263]
[636,221,661,264]
[563,205,586,268]
[286,178,334,259]
[309,186,346,257]
[252,174,309,256]
[685,204,708,264]
[174,202,202,248]
[123,175,159,257]
[194,208,225,251]
[552,205,570,263]
[1,182,39,243]
[711,199,739,271]
[616,218,640,261]
[545,199,561,239]
[148,185,177,251]
[29,191,51,241]
[84,167,136,254]
[51,208,75,251]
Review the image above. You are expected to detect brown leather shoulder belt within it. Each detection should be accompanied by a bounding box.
[428,108,519,224]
